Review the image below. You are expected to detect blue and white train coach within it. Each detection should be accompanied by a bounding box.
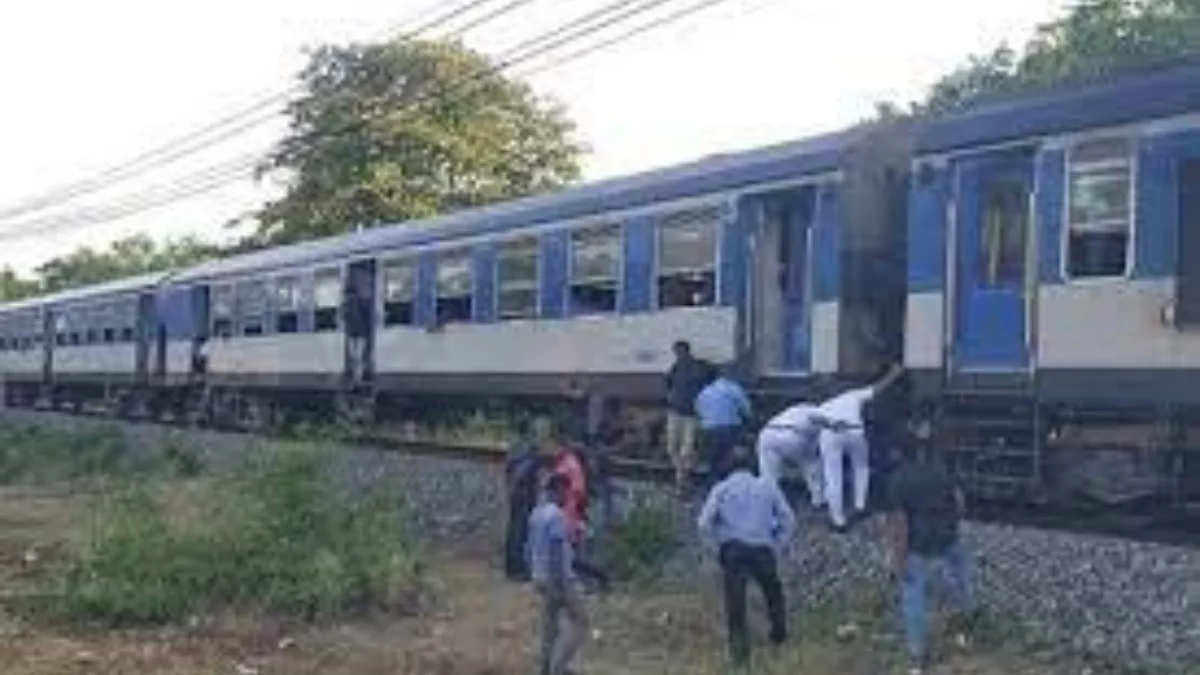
[138,122,907,430]
[905,61,1200,506]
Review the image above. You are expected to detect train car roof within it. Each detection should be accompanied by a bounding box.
[174,125,866,283]
[915,59,1200,155]
[0,270,169,314]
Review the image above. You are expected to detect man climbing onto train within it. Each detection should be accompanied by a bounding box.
[694,363,754,488]
[755,399,836,509]
[886,421,977,675]
[815,363,905,532]
[504,418,542,581]
[528,472,590,675]
[664,339,715,496]
[697,444,795,670]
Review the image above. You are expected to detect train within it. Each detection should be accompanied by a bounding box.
[3,60,1200,513]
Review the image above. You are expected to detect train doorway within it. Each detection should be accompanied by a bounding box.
[748,187,813,375]
[951,153,1036,373]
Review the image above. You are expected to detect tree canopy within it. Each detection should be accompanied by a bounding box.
[912,0,1200,115]
[0,235,218,302]
[252,38,584,246]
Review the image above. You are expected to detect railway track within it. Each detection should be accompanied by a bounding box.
[2,404,1198,548]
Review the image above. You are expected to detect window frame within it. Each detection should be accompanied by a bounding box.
[651,203,724,310]
[272,274,301,335]
[1061,135,1137,282]
[236,278,269,337]
[434,248,474,324]
[566,222,623,316]
[379,255,418,328]
[211,283,237,339]
[312,266,343,333]
[494,237,541,321]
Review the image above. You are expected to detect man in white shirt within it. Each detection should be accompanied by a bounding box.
[816,364,905,532]
[755,402,832,508]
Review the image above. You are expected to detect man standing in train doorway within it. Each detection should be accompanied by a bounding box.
[664,340,715,496]
[815,363,905,532]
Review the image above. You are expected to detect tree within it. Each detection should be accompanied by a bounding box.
[912,0,1200,115]
[0,267,38,302]
[254,39,584,246]
[34,234,217,293]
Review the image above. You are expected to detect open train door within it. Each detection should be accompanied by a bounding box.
[344,259,376,386]
[951,151,1037,374]
[747,188,813,375]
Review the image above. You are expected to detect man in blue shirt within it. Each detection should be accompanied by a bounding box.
[528,473,588,675]
[694,365,753,486]
[697,445,796,669]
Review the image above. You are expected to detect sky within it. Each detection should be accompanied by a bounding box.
[0,0,1066,274]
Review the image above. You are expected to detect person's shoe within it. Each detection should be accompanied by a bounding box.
[906,653,928,674]
[953,630,971,649]
[830,522,850,535]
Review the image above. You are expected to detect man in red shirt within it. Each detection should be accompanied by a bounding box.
[550,426,608,590]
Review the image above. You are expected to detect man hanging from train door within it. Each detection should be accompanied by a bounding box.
[815,363,905,532]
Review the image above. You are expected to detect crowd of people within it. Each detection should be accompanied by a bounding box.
[506,340,979,675]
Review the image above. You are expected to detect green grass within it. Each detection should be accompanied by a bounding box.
[55,448,425,626]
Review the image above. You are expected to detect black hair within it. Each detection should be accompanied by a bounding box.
[672,339,691,353]
[729,444,755,472]
[544,472,569,495]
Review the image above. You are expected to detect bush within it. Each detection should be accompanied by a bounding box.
[0,424,134,484]
[58,449,424,626]
[606,500,678,581]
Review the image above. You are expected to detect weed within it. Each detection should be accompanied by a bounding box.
[56,448,425,626]
[607,500,678,581]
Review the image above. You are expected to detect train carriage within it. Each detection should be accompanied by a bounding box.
[906,60,1200,506]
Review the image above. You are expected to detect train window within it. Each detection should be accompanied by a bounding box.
[656,206,719,308]
[570,224,620,315]
[436,250,473,324]
[497,238,538,320]
[382,258,417,327]
[238,280,268,337]
[274,276,300,334]
[980,177,1028,287]
[1066,137,1132,279]
[212,284,235,339]
[313,268,341,332]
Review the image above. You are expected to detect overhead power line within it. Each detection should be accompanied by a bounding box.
[0,0,521,224]
[0,0,752,243]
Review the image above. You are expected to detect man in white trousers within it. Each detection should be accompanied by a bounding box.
[755,403,834,509]
[816,364,906,532]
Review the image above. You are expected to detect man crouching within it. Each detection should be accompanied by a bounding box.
[529,472,589,675]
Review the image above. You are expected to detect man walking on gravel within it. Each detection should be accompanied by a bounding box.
[887,423,977,674]
[529,473,589,675]
[755,400,835,508]
[697,445,795,670]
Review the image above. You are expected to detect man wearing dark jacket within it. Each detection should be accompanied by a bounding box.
[664,340,714,494]
[504,419,542,581]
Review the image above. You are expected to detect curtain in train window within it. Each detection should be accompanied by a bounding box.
[313,268,342,332]
[570,224,620,314]
[1066,137,1132,279]
[274,276,300,334]
[656,206,719,309]
[436,250,473,324]
[382,258,417,326]
[212,285,236,338]
[497,238,539,320]
[979,177,1028,288]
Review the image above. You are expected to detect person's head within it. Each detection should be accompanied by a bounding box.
[728,444,755,474]
[672,340,692,360]
[543,472,569,506]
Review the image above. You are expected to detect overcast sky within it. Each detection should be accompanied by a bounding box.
[0,0,1064,274]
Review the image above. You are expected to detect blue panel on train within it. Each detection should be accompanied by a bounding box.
[157,287,195,340]
[717,201,745,309]
[473,246,496,323]
[415,255,437,327]
[907,165,948,293]
[621,216,654,314]
[539,230,568,319]
[1137,129,1200,279]
[811,184,840,302]
[1035,149,1065,284]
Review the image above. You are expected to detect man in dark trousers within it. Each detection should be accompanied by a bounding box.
[528,473,589,675]
[697,444,796,670]
[694,364,753,488]
[887,422,978,675]
[504,418,542,581]
[664,340,715,495]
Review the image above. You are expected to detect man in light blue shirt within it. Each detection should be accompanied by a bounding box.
[697,445,795,669]
[528,474,588,675]
[694,365,753,485]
